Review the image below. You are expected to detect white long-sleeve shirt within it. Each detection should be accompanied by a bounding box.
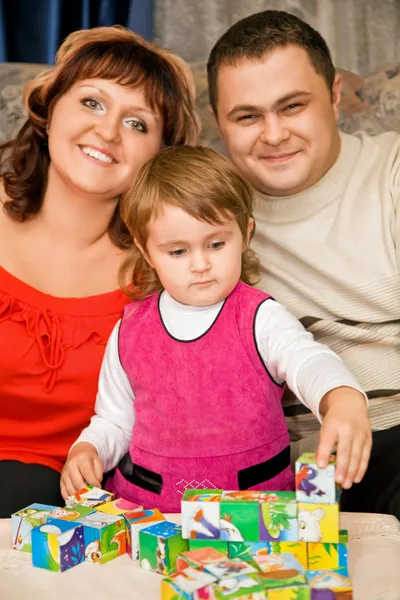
[75,290,366,472]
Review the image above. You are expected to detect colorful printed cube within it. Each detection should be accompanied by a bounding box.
[307,569,352,596]
[219,490,260,541]
[211,574,266,599]
[268,585,311,599]
[229,541,271,560]
[12,503,60,552]
[75,511,126,564]
[96,498,142,516]
[161,566,218,599]
[298,503,339,543]
[189,538,229,555]
[139,521,188,575]
[65,485,114,508]
[296,453,340,505]
[176,546,227,572]
[48,505,96,521]
[205,558,259,580]
[308,530,348,572]
[181,489,223,540]
[259,492,298,541]
[124,508,165,560]
[32,520,85,572]
[253,552,306,588]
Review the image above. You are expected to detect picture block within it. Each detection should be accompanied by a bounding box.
[65,485,114,509]
[75,511,126,564]
[296,453,340,505]
[181,489,223,540]
[32,520,85,572]
[12,503,60,552]
[219,490,261,541]
[139,521,188,575]
[161,566,218,600]
[124,508,165,560]
[298,503,339,543]
[259,492,298,541]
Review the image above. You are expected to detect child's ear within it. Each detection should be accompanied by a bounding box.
[243,218,255,251]
[134,238,154,268]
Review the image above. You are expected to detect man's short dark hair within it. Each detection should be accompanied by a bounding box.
[207,10,336,115]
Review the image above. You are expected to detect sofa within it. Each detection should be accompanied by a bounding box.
[1,61,400,148]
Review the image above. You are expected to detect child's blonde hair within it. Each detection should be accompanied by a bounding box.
[119,146,261,298]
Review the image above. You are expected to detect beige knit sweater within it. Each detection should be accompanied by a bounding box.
[253,131,400,437]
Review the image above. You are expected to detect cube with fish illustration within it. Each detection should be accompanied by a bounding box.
[219,490,261,542]
[31,520,85,572]
[96,498,142,516]
[298,503,339,543]
[161,566,218,600]
[181,488,223,540]
[12,503,60,552]
[307,569,352,597]
[253,552,306,588]
[48,505,96,522]
[74,511,126,564]
[124,508,165,560]
[259,492,298,541]
[296,453,340,505]
[211,573,266,599]
[65,485,114,509]
[176,546,227,572]
[308,530,348,572]
[189,538,229,555]
[139,521,188,575]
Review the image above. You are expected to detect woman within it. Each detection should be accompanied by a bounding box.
[0,25,199,516]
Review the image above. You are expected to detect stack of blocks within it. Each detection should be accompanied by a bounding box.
[160,453,352,599]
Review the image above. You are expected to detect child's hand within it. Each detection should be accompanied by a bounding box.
[61,442,103,499]
[317,387,372,489]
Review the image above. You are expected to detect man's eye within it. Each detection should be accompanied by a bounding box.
[283,103,303,112]
[237,114,257,122]
[209,241,225,250]
[124,118,148,133]
[169,249,186,257]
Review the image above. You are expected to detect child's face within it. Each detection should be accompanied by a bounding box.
[142,204,249,306]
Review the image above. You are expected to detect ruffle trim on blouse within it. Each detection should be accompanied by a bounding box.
[0,291,117,391]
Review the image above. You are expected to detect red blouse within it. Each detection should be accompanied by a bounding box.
[0,265,130,473]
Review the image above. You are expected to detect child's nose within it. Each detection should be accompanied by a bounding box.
[190,251,210,272]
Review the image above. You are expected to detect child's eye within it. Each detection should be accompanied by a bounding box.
[123,118,148,133]
[209,241,225,250]
[169,249,186,257]
[81,97,103,111]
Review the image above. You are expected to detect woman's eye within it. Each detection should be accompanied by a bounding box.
[209,241,225,250]
[81,97,103,111]
[124,118,148,133]
[169,249,186,257]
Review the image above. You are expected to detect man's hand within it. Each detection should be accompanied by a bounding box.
[317,387,372,489]
[61,442,103,499]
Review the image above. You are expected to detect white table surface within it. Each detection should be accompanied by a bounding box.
[1,513,400,600]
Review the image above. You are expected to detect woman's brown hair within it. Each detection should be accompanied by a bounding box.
[0,26,200,249]
[119,145,261,299]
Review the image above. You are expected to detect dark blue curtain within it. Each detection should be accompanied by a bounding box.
[0,0,154,64]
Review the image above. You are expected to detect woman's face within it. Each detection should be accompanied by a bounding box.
[47,78,164,200]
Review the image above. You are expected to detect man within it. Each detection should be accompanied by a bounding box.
[207,10,400,517]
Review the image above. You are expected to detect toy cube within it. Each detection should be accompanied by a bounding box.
[279,542,308,570]
[296,453,340,505]
[181,489,222,540]
[189,538,229,555]
[268,585,311,599]
[219,490,260,541]
[32,520,85,572]
[204,557,259,580]
[139,521,188,575]
[259,492,298,541]
[96,498,142,516]
[308,531,348,572]
[211,574,266,599]
[307,570,352,597]
[161,566,218,600]
[48,505,96,521]
[176,546,227,572]
[229,541,271,560]
[298,503,339,543]
[12,503,60,552]
[124,508,165,560]
[75,511,126,564]
[65,485,114,508]
[253,552,306,588]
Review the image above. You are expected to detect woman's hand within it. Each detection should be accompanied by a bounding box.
[61,442,104,499]
[316,387,372,489]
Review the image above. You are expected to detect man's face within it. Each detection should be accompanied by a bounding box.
[214,45,342,196]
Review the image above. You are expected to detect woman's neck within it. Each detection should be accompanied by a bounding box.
[38,167,119,250]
